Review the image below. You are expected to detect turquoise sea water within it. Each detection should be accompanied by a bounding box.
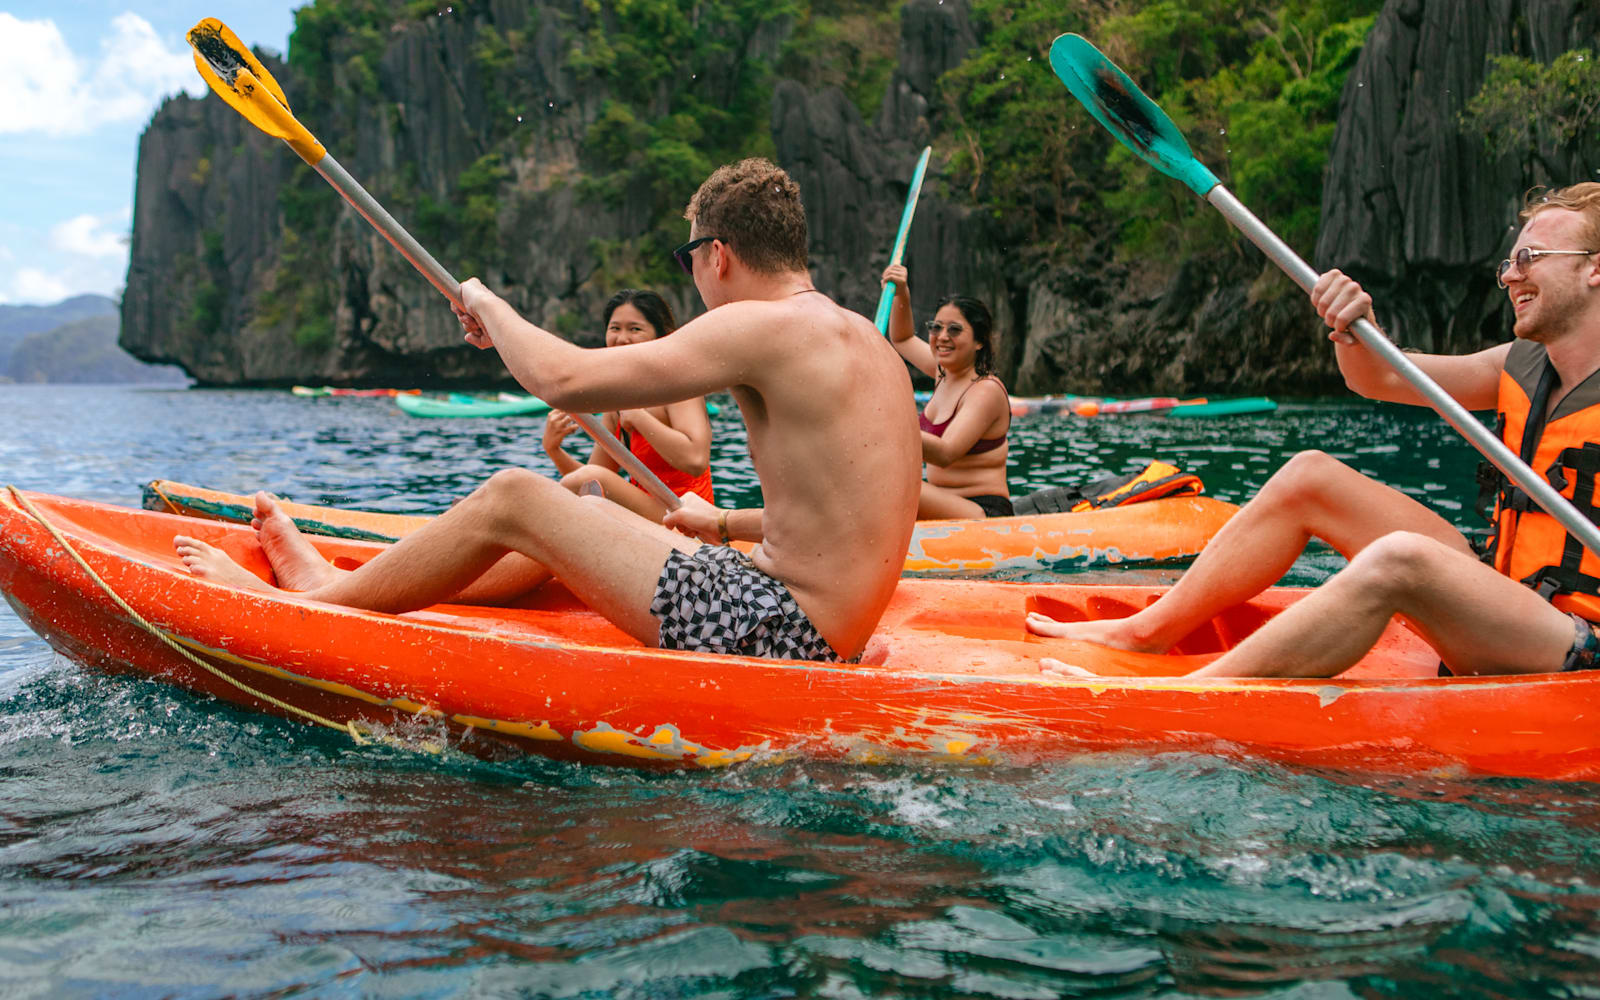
[1,383,1597,997]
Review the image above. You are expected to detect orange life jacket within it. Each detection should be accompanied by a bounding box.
[1012,460,1203,517]
[1480,339,1600,621]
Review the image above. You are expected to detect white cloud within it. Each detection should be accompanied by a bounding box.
[0,13,202,136]
[0,206,131,304]
[49,211,127,259]
[8,267,74,304]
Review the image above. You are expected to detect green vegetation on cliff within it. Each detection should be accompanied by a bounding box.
[940,0,1379,271]
[1462,48,1600,163]
[250,0,1390,306]
[271,0,885,293]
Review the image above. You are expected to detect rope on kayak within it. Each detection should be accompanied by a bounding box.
[147,480,180,515]
[6,485,392,750]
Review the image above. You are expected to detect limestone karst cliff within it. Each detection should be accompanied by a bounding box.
[1316,0,1600,354]
[121,0,1600,392]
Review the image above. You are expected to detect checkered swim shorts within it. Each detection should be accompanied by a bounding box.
[650,545,846,662]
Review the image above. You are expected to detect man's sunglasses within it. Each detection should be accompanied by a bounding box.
[672,236,724,276]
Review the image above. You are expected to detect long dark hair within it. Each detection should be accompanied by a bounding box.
[935,295,996,378]
[603,289,678,338]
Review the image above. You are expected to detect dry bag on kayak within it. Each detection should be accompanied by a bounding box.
[1013,460,1203,516]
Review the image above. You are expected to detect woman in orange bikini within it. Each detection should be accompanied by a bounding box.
[542,289,716,520]
[880,264,1011,519]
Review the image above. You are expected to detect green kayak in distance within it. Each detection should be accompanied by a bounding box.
[396,392,552,418]
[395,392,723,419]
[1166,396,1278,418]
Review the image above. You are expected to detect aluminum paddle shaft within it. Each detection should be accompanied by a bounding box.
[184,15,681,514]
[310,157,679,510]
[313,156,461,308]
[1208,185,1600,555]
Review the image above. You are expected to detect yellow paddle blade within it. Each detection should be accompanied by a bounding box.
[187,18,325,164]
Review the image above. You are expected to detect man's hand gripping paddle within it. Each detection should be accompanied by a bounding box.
[874,146,933,335]
[1049,32,1600,557]
[187,19,682,511]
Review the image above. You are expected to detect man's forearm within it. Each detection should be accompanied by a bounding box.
[725,507,764,543]
[480,299,583,402]
[1334,337,1415,403]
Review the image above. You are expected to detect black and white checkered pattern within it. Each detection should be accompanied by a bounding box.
[651,545,845,661]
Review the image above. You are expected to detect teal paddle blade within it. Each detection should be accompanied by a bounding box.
[874,145,933,335]
[1048,33,1220,198]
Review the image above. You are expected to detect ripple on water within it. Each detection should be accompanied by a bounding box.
[0,386,1593,996]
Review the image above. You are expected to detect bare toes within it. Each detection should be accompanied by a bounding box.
[1041,658,1096,678]
[1025,613,1070,637]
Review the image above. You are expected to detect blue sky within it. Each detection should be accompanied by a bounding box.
[0,4,300,304]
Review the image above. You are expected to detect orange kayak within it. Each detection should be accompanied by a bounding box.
[140,480,1238,575]
[5,488,1597,780]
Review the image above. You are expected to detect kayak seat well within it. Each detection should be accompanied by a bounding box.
[895,607,1028,641]
[1024,593,1284,656]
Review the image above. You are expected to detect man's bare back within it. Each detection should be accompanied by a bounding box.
[719,293,921,655]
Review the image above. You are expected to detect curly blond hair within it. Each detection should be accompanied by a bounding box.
[1522,182,1600,249]
[684,158,808,275]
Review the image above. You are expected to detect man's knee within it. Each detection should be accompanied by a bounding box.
[1261,450,1343,498]
[476,466,560,514]
[484,466,543,493]
[1344,530,1450,594]
[559,467,592,491]
[1259,450,1398,515]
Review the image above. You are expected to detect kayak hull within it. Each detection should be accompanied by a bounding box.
[394,393,552,418]
[292,386,420,398]
[5,490,1599,780]
[141,481,1239,573]
[1010,394,1279,418]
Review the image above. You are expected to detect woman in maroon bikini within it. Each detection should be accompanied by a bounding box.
[881,264,1012,519]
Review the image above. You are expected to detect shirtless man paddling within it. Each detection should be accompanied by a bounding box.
[176,158,921,662]
[1029,183,1600,679]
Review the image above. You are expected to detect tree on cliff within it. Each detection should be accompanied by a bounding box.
[1463,48,1600,181]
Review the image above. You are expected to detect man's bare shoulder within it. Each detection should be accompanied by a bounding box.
[677,294,877,351]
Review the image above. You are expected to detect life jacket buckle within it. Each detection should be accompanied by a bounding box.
[1547,461,1569,493]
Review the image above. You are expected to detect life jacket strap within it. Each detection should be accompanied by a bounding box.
[1519,441,1600,602]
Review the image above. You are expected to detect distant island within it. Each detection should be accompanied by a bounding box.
[0,294,186,385]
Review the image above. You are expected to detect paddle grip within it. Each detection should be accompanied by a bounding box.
[873,282,897,334]
[313,156,681,511]
[1207,184,1600,557]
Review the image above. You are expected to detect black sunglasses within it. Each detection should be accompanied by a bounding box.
[672,236,724,276]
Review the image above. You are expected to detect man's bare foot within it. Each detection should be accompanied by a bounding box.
[174,535,276,594]
[252,492,336,591]
[1040,657,1099,678]
[1024,610,1164,652]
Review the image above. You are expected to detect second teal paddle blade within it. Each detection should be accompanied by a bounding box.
[1048,33,1220,198]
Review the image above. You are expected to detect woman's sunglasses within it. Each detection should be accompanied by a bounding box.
[672,236,724,276]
